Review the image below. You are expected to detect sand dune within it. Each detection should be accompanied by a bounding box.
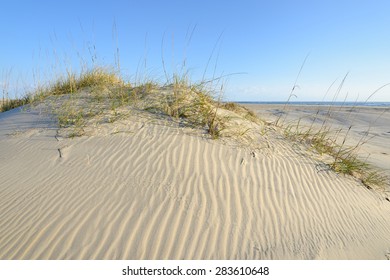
[1,101,390,259]
[243,104,390,176]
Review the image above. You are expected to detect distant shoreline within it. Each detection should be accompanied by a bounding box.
[237,101,390,107]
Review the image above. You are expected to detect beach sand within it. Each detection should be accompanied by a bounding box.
[1,100,390,259]
[242,104,390,177]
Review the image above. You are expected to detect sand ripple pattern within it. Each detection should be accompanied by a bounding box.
[1,110,390,259]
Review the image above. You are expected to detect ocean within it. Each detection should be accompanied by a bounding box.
[237,101,390,107]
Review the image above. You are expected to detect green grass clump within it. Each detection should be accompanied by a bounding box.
[361,170,388,190]
[1,67,127,113]
[1,96,31,112]
[283,119,388,190]
[332,155,388,190]
[129,82,158,101]
[139,80,227,138]
[223,102,259,122]
[58,108,85,128]
[46,67,125,96]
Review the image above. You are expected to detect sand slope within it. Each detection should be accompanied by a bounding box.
[243,104,390,176]
[1,104,390,259]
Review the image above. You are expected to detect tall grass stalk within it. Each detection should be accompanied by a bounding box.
[275,52,310,126]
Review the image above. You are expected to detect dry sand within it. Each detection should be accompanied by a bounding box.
[242,103,390,177]
[1,100,390,259]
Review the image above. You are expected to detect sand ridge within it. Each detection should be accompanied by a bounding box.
[1,102,390,259]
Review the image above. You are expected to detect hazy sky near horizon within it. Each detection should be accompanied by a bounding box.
[1,0,390,101]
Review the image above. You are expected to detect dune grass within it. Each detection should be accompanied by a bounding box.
[40,67,125,97]
[284,122,388,190]
[1,61,260,141]
[279,95,389,191]
[1,96,31,112]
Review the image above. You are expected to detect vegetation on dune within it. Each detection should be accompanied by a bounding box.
[1,95,31,112]
[45,67,125,96]
[1,63,261,143]
[1,67,125,112]
[1,46,388,193]
[278,76,389,191]
[283,123,388,190]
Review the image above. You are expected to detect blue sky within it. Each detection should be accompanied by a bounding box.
[1,0,390,101]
